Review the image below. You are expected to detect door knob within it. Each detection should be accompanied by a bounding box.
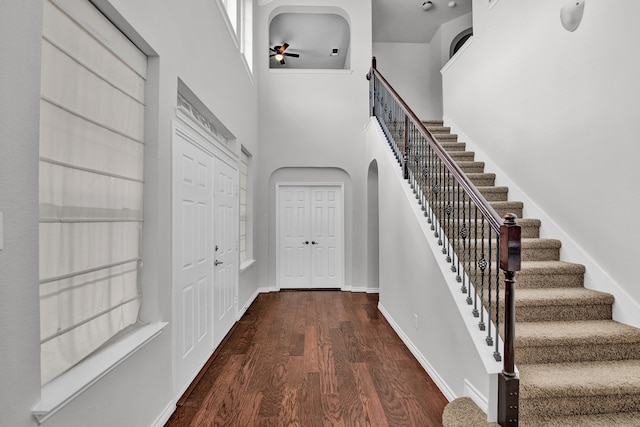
[311,241,318,245]
[214,260,223,266]
[303,241,309,245]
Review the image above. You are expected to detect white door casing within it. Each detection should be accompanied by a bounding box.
[277,184,344,289]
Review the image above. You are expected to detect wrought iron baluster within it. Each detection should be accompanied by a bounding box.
[487,227,494,347]
[472,204,480,318]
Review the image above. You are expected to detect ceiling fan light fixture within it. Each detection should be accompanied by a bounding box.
[275,53,284,62]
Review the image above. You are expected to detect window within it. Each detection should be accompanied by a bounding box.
[39,0,146,385]
[239,148,252,265]
[218,0,253,74]
[241,0,253,71]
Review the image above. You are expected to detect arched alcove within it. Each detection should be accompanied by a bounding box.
[268,11,351,69]
[450,27,473,59]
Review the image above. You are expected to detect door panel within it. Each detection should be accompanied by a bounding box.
[213,157,237,348]
[310,187,342,287]
[173,132,213,397]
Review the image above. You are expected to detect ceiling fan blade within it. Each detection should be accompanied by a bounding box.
[284,53,299,58]
[269,54,276,57]
[269,47,276,53]
[279,58,286,65]
[281,42,289,52]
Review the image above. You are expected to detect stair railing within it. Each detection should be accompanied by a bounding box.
[367,57,521,426]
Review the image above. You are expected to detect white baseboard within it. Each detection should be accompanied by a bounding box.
[464,378,489,415]
[377,302,456,402]
[151,400,175,427]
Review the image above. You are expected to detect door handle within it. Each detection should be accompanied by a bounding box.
[214,260,223,266]
[311,241,318,245]
[303,241,309,245]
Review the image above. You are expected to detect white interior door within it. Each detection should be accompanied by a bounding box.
[278,185,343,289]
[213,156,237,348]
[173,131,213,398]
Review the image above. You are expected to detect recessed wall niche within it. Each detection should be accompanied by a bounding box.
[269,13,350,70]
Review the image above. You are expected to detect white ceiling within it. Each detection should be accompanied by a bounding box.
[267,0,472,69]
[372,0,472,43]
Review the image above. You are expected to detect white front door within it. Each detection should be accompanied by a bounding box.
[278,185,344,289]
[213,156,237,348]
[173,130,214,398]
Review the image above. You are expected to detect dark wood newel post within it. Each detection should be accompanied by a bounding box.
[498,213,521,426]
[367,57,377,117]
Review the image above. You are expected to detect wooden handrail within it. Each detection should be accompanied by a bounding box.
[368,59,504,233]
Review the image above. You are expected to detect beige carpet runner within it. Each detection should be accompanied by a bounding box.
[418,121,640,426]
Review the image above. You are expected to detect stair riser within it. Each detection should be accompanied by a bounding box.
[520,394,640,420]
[516,342,640,365]
[503,304,612,323]
[494,271,585,289]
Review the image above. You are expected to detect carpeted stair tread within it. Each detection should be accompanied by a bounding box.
[449,151,475,161]
[442,397,500,426]
[514,260,586,288]
[519,359,640,398]
[521,411,640,426]
[422,119,444,126]
[425,126,451,133]
[456,160,485,173]
[517,320,640,347]
[441,141,467,151]
[477,186,509,201]
[515,320,640,364]
[505,288,613,322]
[515,287,613,307]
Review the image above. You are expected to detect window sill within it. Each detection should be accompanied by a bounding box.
[32,322,168,424]
[240,259,255,272]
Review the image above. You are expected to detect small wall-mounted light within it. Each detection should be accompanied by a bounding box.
[560,0,585,32]
[330,48,339,57]
[448,1,457,8]
[421,1,433,11]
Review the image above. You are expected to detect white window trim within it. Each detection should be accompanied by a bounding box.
[32,322,168,424]
[216,0,240,50]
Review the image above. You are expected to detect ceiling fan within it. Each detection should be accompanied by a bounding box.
[269,43,300,65]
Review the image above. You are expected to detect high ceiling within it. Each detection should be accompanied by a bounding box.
[373,0,472,43]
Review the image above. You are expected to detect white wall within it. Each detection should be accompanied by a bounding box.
[372,13,472,121]
[373,42,432,119]
[0,0,260,425]
[255,0,372,290]
[428,13,473,118]
[442,0,640,323]
[365,119,502,417]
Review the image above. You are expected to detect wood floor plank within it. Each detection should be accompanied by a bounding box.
[165,291,447,427]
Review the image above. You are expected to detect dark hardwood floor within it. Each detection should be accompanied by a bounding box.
[166,291,447,426]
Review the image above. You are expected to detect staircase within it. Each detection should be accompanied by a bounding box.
[425,120,640,426]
